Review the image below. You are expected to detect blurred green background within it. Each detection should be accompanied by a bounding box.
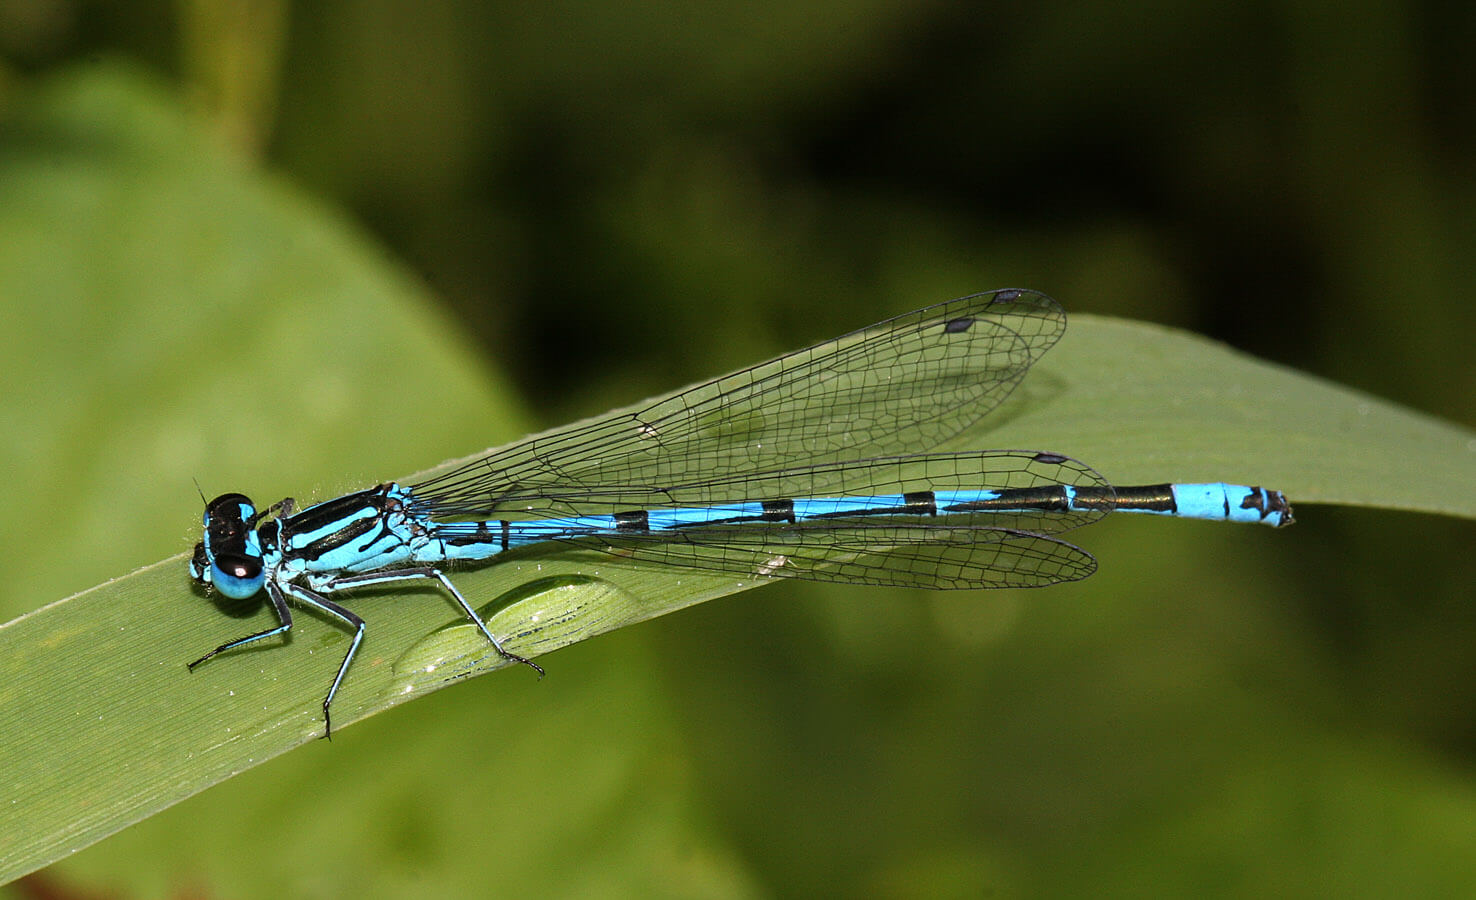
[1,0,1474,897]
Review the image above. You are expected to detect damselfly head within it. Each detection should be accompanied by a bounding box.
[194,493,268,599]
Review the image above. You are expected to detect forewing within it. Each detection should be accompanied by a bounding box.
[416,290,1065,515]
[454,450,1109,536]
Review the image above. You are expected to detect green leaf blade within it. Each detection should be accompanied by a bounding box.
[3,62,1473,890]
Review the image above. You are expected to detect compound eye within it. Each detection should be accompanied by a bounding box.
[205,493,256,518]
[189,543,211,584]
[210,552,265,600]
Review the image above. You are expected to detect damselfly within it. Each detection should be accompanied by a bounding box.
[189,289,1291,735]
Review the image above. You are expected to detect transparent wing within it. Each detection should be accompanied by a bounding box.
[429,451,1108,588]
[433,450,1108,535]
[415,289,1064,515]
[539,524,1097,590]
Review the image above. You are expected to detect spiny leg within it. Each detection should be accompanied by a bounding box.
[187,581,294,670]
[278,581,365,739]
[316,567,544,676]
